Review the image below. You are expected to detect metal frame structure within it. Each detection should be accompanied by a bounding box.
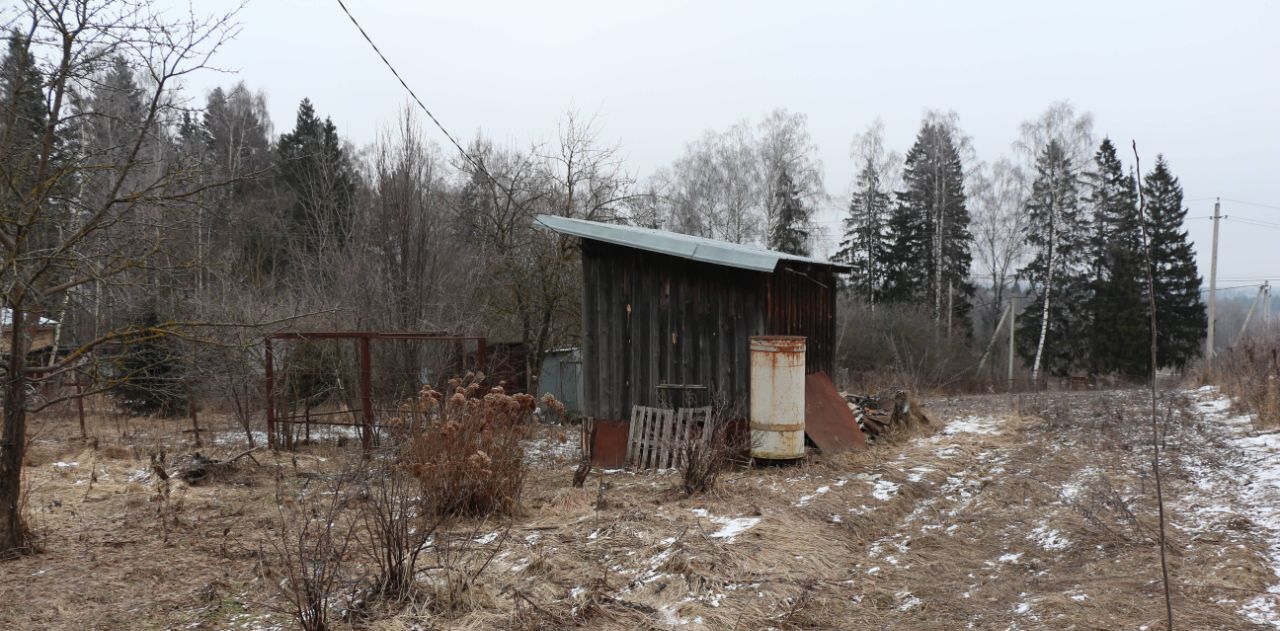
[264,331,486,451]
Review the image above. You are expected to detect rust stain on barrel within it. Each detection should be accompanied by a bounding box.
[750,335,807,460]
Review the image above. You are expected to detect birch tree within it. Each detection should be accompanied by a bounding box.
[1018,141,1091,381]
[969,158,1028,325]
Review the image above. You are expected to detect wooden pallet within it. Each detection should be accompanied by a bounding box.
[626,405,713,469]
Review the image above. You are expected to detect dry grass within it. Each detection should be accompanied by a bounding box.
[0,388,1274,629]
[1194,333,1280,428]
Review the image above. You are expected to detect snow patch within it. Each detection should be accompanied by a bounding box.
[690,508,761,541]
[941,415,1002,437]
[1030,524,1071,551]
[872,479,900,501]
[794,485,831,507]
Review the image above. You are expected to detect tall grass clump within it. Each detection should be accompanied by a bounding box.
[1196,334,1280,427]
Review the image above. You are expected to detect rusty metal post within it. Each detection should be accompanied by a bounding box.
[359,335,373,454]
[264,338,276,451]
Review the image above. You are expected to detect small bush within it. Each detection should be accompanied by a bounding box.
[264,468,359,631]
[105,310,187,417]
[837,300,979,393]
[355,459,437,605]
[680,413,748,497]
[390,373,539,517]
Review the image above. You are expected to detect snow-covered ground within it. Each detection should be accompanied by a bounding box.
[1182,386,1280,627]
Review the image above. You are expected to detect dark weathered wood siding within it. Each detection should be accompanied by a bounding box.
[581,240,840,423]
[766,261,839,377]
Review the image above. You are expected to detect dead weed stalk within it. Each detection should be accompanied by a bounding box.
[263,466,360,631]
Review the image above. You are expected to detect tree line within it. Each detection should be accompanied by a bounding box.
[828,106,1206,379]
[636,103,1207,380]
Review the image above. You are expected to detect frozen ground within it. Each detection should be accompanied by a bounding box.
[6,389,1280,629]
[1178,386,1280,627]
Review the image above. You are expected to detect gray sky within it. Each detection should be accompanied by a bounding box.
[177,0,1279,288]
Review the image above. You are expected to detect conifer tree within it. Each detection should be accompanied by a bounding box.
[883,121,973,331]
[836,159,892,300]
[0,29,47,189]
[880,192,927,302]
[277,98,356,258]
[2,30,74,314]
[768,167,810,256]
[1018,140,1092,379]
[1088,139,1147,377]
[1144,156,1206,368]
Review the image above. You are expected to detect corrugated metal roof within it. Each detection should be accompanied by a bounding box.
[534,215,851,273]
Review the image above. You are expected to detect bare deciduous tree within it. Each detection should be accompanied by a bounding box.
[0,0,240,556]
[970,158,1029,324]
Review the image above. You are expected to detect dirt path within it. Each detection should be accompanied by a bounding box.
[1177,387,1280,628]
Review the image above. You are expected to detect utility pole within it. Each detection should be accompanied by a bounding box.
[1237,283,1265,344]
[1008,297,1017,391]
[1206,198,1221,362]
[1265,281,1272,331]
[976,302,1011,373]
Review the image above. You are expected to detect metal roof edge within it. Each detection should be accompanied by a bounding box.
[534,214,850,273]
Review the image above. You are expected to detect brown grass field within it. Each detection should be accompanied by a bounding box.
[0,388,1276,630]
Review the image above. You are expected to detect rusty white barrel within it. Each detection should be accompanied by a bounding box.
[749,335,806,460]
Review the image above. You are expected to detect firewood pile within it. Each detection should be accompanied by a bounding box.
[149,447,260,484]
[844,391,931,442]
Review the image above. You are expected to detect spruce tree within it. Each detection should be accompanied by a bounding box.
[1144,156,1206,369]
[836,160,892,300]
[880,192,927,303]
[1017,140,1092,379]
[768,167,810,256]
[109,309,187,417]
[2,30,74,313]
[0,29,46,190]
[885,121,974,331]
[277,98,356,257]
[1087,139,1148,377]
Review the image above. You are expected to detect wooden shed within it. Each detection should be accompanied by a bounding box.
[537,215,851,466]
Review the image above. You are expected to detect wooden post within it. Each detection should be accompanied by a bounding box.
[359,336,373,454]
[264,338,276,451]
[74,381,86,440]
[188,395,201,448]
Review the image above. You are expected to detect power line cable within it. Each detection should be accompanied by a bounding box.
[1226,217,1280,231]
[333,0,509,197]
[1223,197,1280,212]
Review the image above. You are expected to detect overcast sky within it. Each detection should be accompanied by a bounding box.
[173,0,1279,290]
